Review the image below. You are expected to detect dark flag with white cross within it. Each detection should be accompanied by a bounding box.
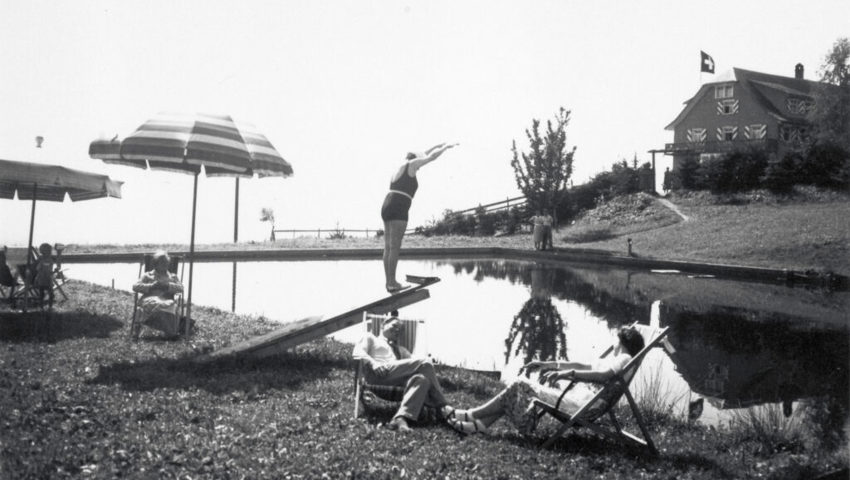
[701,51,715,74]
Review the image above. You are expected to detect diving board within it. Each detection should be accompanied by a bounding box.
[195,275,440,362]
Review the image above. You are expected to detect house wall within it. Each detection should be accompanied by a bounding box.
[673,82,779,145]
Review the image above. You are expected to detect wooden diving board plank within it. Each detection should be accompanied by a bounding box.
[195,276,440,362]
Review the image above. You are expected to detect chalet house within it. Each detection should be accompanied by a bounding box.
[665,64,823,169]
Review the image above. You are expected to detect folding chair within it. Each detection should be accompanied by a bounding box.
[6,245,60,310]
[532,324,671,455]
[353,312,426,419]
[130,253,185,340]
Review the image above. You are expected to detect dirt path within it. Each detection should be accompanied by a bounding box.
[656,197,690,221]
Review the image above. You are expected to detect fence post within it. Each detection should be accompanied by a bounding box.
[318,228,321,239]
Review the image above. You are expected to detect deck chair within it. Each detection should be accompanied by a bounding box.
[532,324,671,455]
[6,244,64,310]
[130,253,185,340]
[353,312,426,419]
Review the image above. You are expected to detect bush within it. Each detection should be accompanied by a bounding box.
[763,152,803,194]
[560,225,615,243]
[475,206,497,236]
[801,142,850,189]
[677,156,701,190]
[696,149,768,194]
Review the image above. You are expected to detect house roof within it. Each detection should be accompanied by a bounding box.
[665,67,825,130]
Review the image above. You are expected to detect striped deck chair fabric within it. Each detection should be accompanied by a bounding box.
[532,324,672,455]
[353,312,425,418]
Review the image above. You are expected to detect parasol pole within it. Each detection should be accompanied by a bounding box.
[186,171,199,324]
[231,177,239,312]
[26,183,37,267]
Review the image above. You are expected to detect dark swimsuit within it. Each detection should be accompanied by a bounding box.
[381,164,418,222]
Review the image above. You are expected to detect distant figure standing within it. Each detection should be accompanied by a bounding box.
[541,210,554,251]
[662,167,672,195]
[531,210,545,250]
[381,143,459,292]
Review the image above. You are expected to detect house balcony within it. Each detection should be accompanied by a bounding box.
[664,138,779,155]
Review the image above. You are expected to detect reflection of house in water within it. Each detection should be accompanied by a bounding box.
[660,304,849,410]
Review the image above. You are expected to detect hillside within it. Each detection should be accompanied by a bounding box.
[559,187,850,275]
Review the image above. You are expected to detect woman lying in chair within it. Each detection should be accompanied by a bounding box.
[442,326,645,435]
[132,250,183,337]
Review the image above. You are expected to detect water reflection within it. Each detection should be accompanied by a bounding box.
[440,259,849,427]
[444,259,651,326]
[661,304,849,412]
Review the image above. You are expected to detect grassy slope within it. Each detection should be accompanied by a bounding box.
[2,281,847,479]
[569,197,850,275]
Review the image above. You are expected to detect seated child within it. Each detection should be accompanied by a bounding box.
[132,251,184,337]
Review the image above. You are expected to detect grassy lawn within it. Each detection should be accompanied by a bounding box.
[567,195,850,275]
[2,281,847,479]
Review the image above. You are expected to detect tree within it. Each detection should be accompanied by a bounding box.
[810,38,850,152]
[260,207,275,241]
[510,107,577,224]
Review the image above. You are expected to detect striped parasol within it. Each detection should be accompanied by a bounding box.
[0,158,123,266]
[89,113,293,321]
[89,113,293,177]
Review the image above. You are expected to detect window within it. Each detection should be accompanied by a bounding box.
[686,128,707,143]
[717,126,738,141]
[744,124,766,140]
[714,84,734,99]
[786,97,814,115]
[716,99,739,115]
[699,153,723,163]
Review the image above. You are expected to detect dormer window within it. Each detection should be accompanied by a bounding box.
[714,84,734,99]
[786,97,814,115]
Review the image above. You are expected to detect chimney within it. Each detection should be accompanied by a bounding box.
[795,63,804,80]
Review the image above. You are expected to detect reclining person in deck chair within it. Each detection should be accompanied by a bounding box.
[132,250,183,337]
[443,326,645,435]
[352,315,456,433]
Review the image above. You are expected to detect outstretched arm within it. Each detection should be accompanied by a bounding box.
[540,355,630,386]
[424,143,447,155]
[408,143,459,173]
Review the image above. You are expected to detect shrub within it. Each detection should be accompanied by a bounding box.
[728,148,769,191]
[801,142,850,189]
[677,156,701,190]
[763,152,803,194]
[560,225,615,243]
[475,206,497,236]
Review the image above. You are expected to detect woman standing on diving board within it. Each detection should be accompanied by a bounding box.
[381,142,459,292]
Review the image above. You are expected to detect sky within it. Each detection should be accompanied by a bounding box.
[1,0,848,246]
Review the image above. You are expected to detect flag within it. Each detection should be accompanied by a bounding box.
[701,51,715,74]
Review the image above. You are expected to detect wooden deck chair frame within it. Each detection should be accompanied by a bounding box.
[7,244,66,310]
[532,324,671,455]
[353,312,425,419]
[130,253,185,340]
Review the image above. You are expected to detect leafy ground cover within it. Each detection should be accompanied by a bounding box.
[2,281,847,479]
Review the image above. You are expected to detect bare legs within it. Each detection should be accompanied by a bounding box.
[462,389,509,428]
[383,219,407,291]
